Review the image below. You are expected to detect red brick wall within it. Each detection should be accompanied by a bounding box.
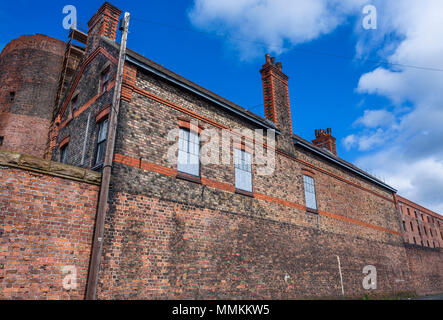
[0,165,99,300]
[397,196,443,249]
[94,65,415,299]
[97,192,412,299]
[405,246,443,295]
[0,113,50,157]
[0,34,64,157]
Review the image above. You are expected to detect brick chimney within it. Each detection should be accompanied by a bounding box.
[312,128,337,156]
[260,54,294,154]
[86,2,122,55]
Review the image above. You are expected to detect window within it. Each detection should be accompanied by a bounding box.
[414,210,417,218]
[95,118,108,166]
[303,175,317,211]
[430,229,433,237]
[413,237,416,244]
[424,227,427,236]
[9,92,15,102]
[234,148,252,193]
[177,128,200,177]
[60,144,68,164]
[100,68,110,94]
[427,240,430,247]
[407,208,410,215]
[410,221,414,231]
[0,136,3,146]
[402,221,406,231]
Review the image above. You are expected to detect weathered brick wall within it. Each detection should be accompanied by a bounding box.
[397,196,443,249]
[97,192,412,299]
[0,151,100,299]
[95,65,415,299]
[50,39,118,168]
[0,113,50,158]
[405,245,443,295]
[0,35,64,157]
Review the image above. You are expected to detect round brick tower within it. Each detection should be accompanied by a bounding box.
[0,34,65,157]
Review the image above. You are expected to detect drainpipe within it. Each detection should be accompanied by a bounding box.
[85,12,130,300]
[337,255,345,297]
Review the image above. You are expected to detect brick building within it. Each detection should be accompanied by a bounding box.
[397,195,443,249]
[0,2,441,299]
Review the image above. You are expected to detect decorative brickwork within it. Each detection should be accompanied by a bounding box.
[312,128,337,156]
[260,54,294,155]
[86,2,122,56]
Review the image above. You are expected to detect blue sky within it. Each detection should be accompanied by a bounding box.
[1,1,442,213]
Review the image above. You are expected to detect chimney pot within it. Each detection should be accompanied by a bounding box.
[312,128,337,156]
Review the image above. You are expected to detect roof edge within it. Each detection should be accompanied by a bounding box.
[396,195,442,219]
[294,137,397,193]
[125,54,279,132]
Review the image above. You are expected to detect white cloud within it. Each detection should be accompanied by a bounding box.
[188,0,365,59]
[354,109,395,128]
[343,128,388,151]
[187,0,443,213]
[356,150,443,214]
[343,134,357,151]
[352,0,443,213]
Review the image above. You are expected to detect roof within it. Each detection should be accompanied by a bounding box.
[102,37,278,132]
[293,134,397,193]
[102,36,396,193]
[396,195,442,219]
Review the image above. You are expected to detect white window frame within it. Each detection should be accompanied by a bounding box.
[234,148,253,193]
[303,175,318,211]
[177,128,200,177]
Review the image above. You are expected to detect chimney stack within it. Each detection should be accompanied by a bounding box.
[260,54,294,154]
[86,2,122,55]
[312,128,337,156]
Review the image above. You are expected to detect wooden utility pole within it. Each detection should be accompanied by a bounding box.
[85,11,130,300]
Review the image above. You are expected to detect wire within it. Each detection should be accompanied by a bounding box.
[131,17,443,72]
